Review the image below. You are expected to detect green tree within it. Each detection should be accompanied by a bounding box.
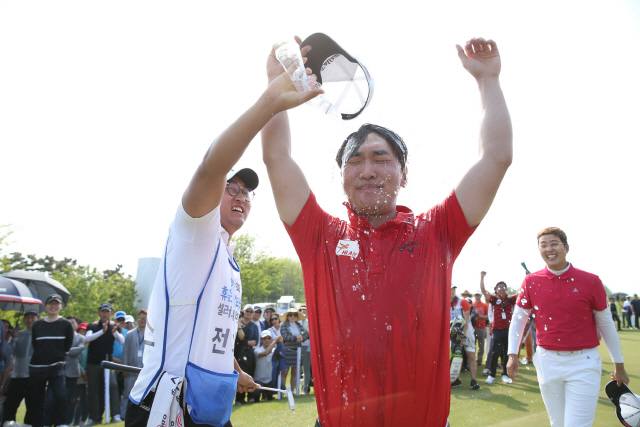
[1,252,77,274]
[278,258,305,302]
[234,234,284,304]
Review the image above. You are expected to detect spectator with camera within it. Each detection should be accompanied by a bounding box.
[248,330,283,402]
[450,285,480,390]
[472,290,488,367]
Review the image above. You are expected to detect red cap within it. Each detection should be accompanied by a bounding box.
[78,323,88,331]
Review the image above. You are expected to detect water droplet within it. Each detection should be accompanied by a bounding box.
[521,298,528,304]
[544,325,548,331]
[387,325,392,330]
[534,305,539,310]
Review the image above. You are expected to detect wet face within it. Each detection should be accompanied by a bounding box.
[538,234,569,271]
[220,177,252,238]
[341,133,407,219]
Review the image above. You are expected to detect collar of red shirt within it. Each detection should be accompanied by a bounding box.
[343,202,415,229]
[543,264,575,280]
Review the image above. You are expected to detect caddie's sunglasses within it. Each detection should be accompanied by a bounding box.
[226,181,254,202]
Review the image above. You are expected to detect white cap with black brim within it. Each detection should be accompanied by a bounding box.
[226,167,259,190]
[301,33,374,120]
[605,379,640,426]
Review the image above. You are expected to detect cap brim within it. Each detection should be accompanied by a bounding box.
[605,380,640,426]
[227,167,259,190]
[301,33,374,120]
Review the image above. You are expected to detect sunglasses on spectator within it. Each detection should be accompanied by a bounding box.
[245,310,254,313]
[288,313,298,317]
[271,317,279,322]
[262,336,272,340]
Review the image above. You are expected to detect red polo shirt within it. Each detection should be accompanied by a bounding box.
[489,294,517,330]
[516,264,607,351]
[285,190,475,427]
[473,301,488,329]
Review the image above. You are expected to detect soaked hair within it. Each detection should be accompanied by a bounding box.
[335,124,408,170]
[537,227,568,245]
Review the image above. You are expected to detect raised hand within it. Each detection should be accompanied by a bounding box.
[456,37,501,80]
[266,36,312,84]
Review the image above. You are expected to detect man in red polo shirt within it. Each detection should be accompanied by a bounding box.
[479,272,516,385]
[507,227,629,426]
[261,37,512,427]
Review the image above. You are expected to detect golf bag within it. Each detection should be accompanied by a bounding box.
[450,315,466,382]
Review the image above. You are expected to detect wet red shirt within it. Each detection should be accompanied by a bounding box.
[516,265,607,351]
[285,190,475,427]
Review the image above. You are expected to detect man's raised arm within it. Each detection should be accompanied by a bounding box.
[454,37,513,228]
[261,37,315,227]
[182,47,322,219]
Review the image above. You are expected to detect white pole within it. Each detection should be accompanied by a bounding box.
[296,346,301,396]
[104,366,110,423]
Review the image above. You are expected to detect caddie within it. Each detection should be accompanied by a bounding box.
[124,40,323,427]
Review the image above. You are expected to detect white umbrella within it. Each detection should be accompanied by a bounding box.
[4,270,70,305]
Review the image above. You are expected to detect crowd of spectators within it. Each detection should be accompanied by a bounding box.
[0,298,147,427]
[233,304,312,405]
[452,274,633,390]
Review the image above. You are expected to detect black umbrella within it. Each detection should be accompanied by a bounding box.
[4,270,70,305]
[0,276,43,312]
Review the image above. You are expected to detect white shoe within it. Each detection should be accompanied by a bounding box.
[111,415,122,423]
[82,421,98,427]
[521,357,528,365]
[502,375,513,384]
[485,376,495,384]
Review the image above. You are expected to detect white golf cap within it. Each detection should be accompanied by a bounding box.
[124,315,135,323]
[227,167,259,190]
[474,290,482,295]
[260,330,273,339]
[243,304,254,311]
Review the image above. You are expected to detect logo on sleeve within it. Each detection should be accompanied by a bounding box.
[336,240,359,259]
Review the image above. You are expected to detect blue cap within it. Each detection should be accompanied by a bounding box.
[115,311,126,320]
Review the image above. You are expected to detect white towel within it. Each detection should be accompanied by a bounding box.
[147,372,184,427]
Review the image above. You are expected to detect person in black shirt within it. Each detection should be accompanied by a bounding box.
[610,297,621,331]
[83,303,124,427]
[28,294,73,427]
[630,294,640,330]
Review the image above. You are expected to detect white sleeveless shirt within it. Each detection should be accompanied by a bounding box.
[129,203,242,404]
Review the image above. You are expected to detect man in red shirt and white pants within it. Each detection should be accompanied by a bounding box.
[507,227,629,426]
[261,36,512,427]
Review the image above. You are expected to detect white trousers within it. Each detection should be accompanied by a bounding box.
[533,346,601,427]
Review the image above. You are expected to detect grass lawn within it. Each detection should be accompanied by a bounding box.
[14,329,639,427]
